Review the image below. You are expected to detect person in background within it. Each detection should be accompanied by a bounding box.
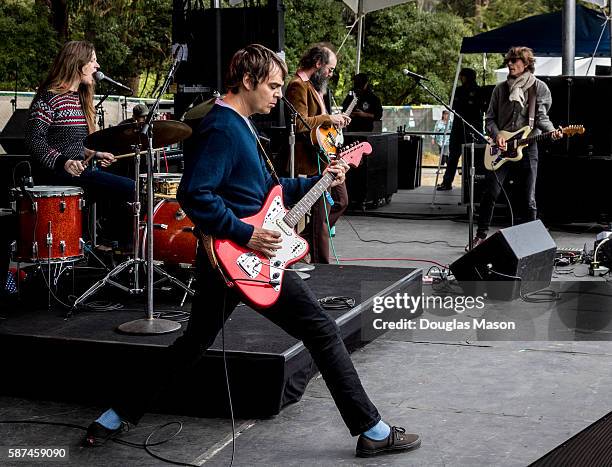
[432,109,451,164]
[24,40,134,245]
[437,68,483,190]
[119,103,149,125]
[469,46,562,249]
[341,73,383,132]
[285,43,350,264]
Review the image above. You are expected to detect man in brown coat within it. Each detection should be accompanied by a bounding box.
[285,44,350,263]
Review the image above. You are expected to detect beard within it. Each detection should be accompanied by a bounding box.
[310,67,329,94]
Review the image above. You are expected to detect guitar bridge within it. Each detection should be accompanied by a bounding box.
[236,252,262,279]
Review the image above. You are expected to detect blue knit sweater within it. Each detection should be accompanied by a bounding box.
[177,104,319,246]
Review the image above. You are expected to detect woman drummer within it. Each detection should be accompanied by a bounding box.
[24,41,134,243]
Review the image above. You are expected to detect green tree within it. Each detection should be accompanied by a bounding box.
[68,0,172,97]
[0,1,60,91]
[361,3,473,104]
[283,0,356,101]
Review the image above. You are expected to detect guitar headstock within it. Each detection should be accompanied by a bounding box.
[562,125,585,137]
[338,142,373,168]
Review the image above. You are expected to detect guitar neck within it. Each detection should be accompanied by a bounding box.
[343,96,359,116]
[283,173,336,228]
[518,129,557,146]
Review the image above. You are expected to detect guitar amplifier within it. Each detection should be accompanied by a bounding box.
[397,134,422,189]
[343,132,398,210]
[540,76,612,158]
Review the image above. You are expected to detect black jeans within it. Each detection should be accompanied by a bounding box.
[48,165,135,202]
[114,252,381,436]
[477,143,538,237]
[441,124,476,187]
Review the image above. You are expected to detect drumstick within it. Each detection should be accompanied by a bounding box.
[114,149,164,160]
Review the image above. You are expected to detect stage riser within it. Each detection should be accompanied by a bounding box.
[0,265,422,418]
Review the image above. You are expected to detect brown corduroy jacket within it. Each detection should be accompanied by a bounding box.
[285,75,333,176]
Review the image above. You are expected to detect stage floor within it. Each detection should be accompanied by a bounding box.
[0,264,422,418]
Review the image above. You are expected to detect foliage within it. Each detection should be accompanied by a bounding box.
[0,1,60,91]
[68,0,173,97]
[0,0,584,103]
[283,0,357,103]
[361,3,472,104]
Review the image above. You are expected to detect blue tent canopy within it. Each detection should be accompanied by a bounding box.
[461,5,610,56]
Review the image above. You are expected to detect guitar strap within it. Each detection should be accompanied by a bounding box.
[528,85,537,129]
[255,131,282,186]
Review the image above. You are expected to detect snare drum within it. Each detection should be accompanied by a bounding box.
[15,186,84,262]
[139,173,182,199]
[142,199,197,268]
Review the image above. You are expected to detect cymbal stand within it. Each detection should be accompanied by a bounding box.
[72,143,194,319]
[72,145,146,310]
[118,45,189,334]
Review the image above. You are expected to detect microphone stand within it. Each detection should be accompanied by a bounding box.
[281,96,315,276]
[118,47,190,335]
[10,70,17,113]
[95,94,109,129]
[407,75,488,251]
[121,96,128,122]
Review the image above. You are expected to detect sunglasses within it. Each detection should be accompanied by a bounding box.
[505,57,522,64]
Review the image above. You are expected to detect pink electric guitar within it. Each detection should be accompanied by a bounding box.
[201,142,372,309]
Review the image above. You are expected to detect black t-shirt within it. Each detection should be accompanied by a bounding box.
[342,88,383,132]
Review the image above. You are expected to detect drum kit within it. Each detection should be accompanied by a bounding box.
[11,119,197,329]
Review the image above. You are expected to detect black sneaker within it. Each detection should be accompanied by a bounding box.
[83,421,127,447]
[436,183,452,191]
[465,234,487,252]
[355,426,421,457]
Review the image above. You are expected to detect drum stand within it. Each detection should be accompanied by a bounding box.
[71,145,194,321]
[119,46,189,334]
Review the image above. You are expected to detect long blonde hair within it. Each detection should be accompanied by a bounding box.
[34,41,97,133]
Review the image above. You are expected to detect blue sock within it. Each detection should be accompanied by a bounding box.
[362,420,391,440]
[95,408,122,430]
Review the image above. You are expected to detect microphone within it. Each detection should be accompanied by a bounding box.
[93,71,133,95]
[402,69,429,82]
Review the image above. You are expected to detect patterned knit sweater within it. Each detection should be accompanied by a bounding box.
[25,90,89,170]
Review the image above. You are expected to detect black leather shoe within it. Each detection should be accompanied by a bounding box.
[83,421,127,447]
[436,183,452,191]
[355,426,421,457]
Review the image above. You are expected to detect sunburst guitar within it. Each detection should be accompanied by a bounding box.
[200,141,372,309]
[311,95,360,155]
[484,125,585,171]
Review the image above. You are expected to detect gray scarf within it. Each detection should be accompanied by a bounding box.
[507,71,535,108]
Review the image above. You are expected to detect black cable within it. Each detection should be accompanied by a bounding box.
[157,310,191,323]
[484,267,560,302]
[349,211,463,221]
[492,168,514,227]
[77,300,124,312]
[318,296,355,310]
[342,217,464,248]
[0,419,199,466]
[221,289,236,467]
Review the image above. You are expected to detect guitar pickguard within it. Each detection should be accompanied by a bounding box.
[232,194,308,292]
[236,252,262,278]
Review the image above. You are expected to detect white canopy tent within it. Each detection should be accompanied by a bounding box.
[494,56,612,82]
[341,0,411,73]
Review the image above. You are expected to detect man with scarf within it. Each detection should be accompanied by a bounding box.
[469,46,562,249]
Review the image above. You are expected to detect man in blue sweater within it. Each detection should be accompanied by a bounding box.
[85,44,420,458]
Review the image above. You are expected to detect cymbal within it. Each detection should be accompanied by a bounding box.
[183,97,217,121]
[85,120,192,155]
